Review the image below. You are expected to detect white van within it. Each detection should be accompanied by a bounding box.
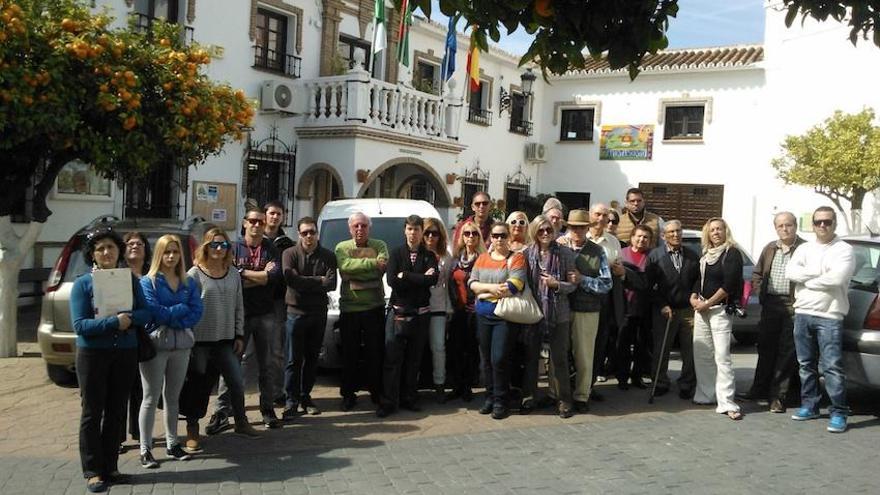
[315,198,445,368]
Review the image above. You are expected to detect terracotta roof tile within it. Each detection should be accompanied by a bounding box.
[562,45,764,77]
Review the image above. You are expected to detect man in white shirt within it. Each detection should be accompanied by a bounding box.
[785,206,855,433]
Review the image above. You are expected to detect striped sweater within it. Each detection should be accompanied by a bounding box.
[187,266,245,342]
[468,252,527,317]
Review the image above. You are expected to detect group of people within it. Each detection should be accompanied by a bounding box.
[70,190,856,493]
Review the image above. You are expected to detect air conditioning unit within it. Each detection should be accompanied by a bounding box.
[260,80,296,113]
[525,142,546,163]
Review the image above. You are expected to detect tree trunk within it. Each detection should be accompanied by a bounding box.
[851,188,867,234]
[0,218,44,358]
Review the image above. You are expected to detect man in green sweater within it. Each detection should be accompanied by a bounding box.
[335,212,389,411]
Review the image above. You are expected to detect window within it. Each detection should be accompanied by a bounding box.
[55,160,112,198]
[414,60,439,95]
[338,34,371,72]
[663,105,705,140]
[468,81,492,126]
[559,108,595,141]
[133,0,193,44]
[123,162,181,219]
[253,8,300,78]
[508,91,531,136]
[246,159,281,208]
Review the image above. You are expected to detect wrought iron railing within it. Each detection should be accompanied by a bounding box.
[253,46,302,79]
[468,107,493,126]
[509,119,533,136]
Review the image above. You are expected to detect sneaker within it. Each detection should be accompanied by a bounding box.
[791,407,820,421]
[827,413,848,433]
[282,407,300,421]
[86,476,108,493]
[769,399,786,414]
[205,412,231,435]
[262,410,281,429]
[491,404,509,420]
[166,444,192,461]
[301,398,322,415]
[233,422,260,439]
[140,450,159,469]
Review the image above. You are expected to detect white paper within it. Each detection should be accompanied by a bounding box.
[92,268,133,318]
[212,208,227,222]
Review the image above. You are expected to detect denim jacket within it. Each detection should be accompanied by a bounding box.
[140,273,204,330]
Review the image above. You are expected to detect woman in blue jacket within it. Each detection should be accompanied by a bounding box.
[138,234,203,468]
[70,227,151,493]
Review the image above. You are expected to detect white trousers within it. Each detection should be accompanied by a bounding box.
[692,306,740,414]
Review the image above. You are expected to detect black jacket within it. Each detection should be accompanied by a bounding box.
[282,242,337,312]
[269,227,296,300]
[645,245,700,310]
[386,244,439,314]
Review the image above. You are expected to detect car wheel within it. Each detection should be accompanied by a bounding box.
[46,363,78,387]
[733,332,758,346]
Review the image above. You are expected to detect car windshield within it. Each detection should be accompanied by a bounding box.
[319,218,407,254]
[845,241,880,292]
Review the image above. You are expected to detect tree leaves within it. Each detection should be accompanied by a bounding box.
[782,1,880,48]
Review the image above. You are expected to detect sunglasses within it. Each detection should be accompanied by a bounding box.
[813,219,834,227]
[462,231,479,238]
[244,218,265,226]
[424,230,440,238]
[537,227,554,236]
[209,240,231,250]
[509,219,527,226]
[490,232,508,240]
[473,201,490,207]
[299,229,317,237]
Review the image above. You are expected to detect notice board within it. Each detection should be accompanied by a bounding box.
[192,181,237,231]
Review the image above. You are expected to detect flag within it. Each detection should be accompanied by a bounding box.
[440,15,457,82]
[396,0,412,67]
[372,0,386,54]
[466,31,480,92]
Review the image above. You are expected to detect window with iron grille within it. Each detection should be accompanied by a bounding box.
[663,105,705,140]
[559,108,595,141]
[468,83,492,126]
[509,92,531,136]
[254,9,289,73]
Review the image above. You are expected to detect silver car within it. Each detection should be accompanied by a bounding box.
[841,236,880,390]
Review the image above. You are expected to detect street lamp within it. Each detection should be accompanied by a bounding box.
[520,68,536,96]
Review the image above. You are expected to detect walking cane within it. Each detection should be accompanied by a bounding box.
[648,313,674,404]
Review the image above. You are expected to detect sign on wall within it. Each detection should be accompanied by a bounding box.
[599,125,654,160]
[192,181,237,231]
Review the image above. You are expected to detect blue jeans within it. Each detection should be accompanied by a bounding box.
[284,312,326,408]
[793,314,849,415]
[477,314,518,405]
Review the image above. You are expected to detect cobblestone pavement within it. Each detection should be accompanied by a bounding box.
[2,342,879,494]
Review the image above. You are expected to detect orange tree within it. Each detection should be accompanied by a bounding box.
[0,0,253,356]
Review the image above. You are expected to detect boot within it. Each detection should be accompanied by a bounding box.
[185,423,201,452]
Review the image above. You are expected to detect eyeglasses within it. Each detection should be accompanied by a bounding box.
[126,241,144,248]
[537,227,554,236]
[352,223,369,229]
[462,231,479,238]
[813,219,834,227]
[424,231,440,238]
[508,219,527,226]
[473,201,490,207]
[245,218,265,226]
[490,232,508,240]
[209,241,231,250]
[299,229,317,237]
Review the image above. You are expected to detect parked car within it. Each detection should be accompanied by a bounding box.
[37,214,212,386]
[680,229,761,344]
[315,198,444,369]
[840,235,880,390]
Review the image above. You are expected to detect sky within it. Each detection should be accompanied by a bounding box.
[425,0,766,56]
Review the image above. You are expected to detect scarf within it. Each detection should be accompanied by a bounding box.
[699,242,731,295]
[527,244,559,337]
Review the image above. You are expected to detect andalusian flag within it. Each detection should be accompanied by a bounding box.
[396,0,412,67]
[372,0,386,54]
[466,30,480,91]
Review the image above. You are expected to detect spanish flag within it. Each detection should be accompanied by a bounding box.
[466,31,480,92]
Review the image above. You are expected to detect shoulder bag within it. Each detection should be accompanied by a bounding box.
[493,257,543,324]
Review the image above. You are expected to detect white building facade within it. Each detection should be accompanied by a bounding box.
[16,0,880,274]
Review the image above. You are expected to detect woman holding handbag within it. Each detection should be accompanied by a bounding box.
[139,235,203,468]
[71,227,152,493]
[468,222,528,420]
[523,215,578,417]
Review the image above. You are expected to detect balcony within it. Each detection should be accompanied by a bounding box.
[132,13,194,46]
[295,65,465,150]
[509,119,533,136]
[467,107,493,126]
[252,46,302,79]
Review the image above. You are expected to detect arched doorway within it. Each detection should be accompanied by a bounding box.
[358,158,452,209]
[297,163,344,217]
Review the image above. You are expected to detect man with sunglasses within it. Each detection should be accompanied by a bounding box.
[210,207,283,431]
[786,206,855,433]
[453,191,493,248]
[335,212,389,411]
[280,217,337,419]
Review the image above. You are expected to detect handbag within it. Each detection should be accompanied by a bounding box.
[149,325,196,351]
[136,327,157,362]
[493,258,543,324]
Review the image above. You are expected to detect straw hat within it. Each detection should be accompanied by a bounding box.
[566,209,590,226]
